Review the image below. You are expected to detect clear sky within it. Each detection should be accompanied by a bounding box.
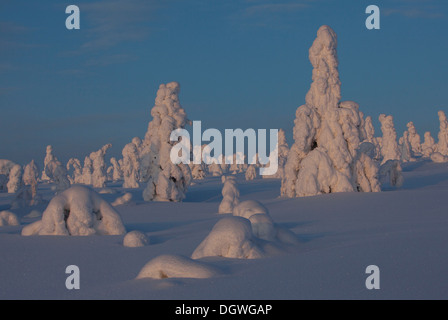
[1,0,447,166]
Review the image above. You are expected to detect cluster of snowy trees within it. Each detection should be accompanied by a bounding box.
[1,25,448,208]
[280,25,448,198]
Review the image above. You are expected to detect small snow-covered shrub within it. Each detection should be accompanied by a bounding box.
[0,210,20,226]
[112,192,133,206]
[11,185,45,209]
[379,160,404,187]
[249,213,276,241]
[430,152,448,163]
[137,254,220,279]
[233,200,269,219]
[21,185,126,236]
[123,230,149,247]
[233,200,299,243]
[218,176,240,214]
[191,216,264,260]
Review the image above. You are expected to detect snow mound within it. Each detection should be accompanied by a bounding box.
[21,185,126,236]
[430,152,448,163]
[112,193,133,206]
[0,210,20,226]
[123,230,149,247]
[249,213,276,241]
[136,254,220,279]
[191,216,264,259]
[233,200,269,219]
[233,200,298,243]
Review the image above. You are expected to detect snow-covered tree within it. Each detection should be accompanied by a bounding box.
[140,82,192,202]
[399,131,412,162]
[0,160,16,192]
[67,158,83,184]
[245,165,256,180]
[379,160,404,188]
[281,25,380,198]
[7,164,22,193]
[40,146,70,192]
[191,163,207,179]
[90,144,112,188]
[208,162,223,177]
[263,128,289,179]
[436,110,448,156]
[80,156,93,185]
[42,145,57,181]
[23,160,39,200]
[122,141,140,189]
[406,121,422,156]
[379,114,401,165]
[422,131,436,157]
[218,176,240,214]
[110,157,123,181]
[353,143,381,192]
[363,116,381,160]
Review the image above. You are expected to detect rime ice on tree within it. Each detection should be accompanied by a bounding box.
[436,110,448,156]
[90,144,112,188]
[218,176,240,214]
[263,128,289,179]
[282,25,380,198]
[406,122,422,157]
[378,114,401,165]
[140,82,192,202]
[422,131,435,157]
[122,141,140,188]
[41,145,70,192]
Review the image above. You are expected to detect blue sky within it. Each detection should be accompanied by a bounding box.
[0,0,447,166]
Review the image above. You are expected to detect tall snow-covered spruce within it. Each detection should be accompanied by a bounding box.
[141,82,192,202]
[282,25,380,198]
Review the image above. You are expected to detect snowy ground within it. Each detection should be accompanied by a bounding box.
[1,160,447,300]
